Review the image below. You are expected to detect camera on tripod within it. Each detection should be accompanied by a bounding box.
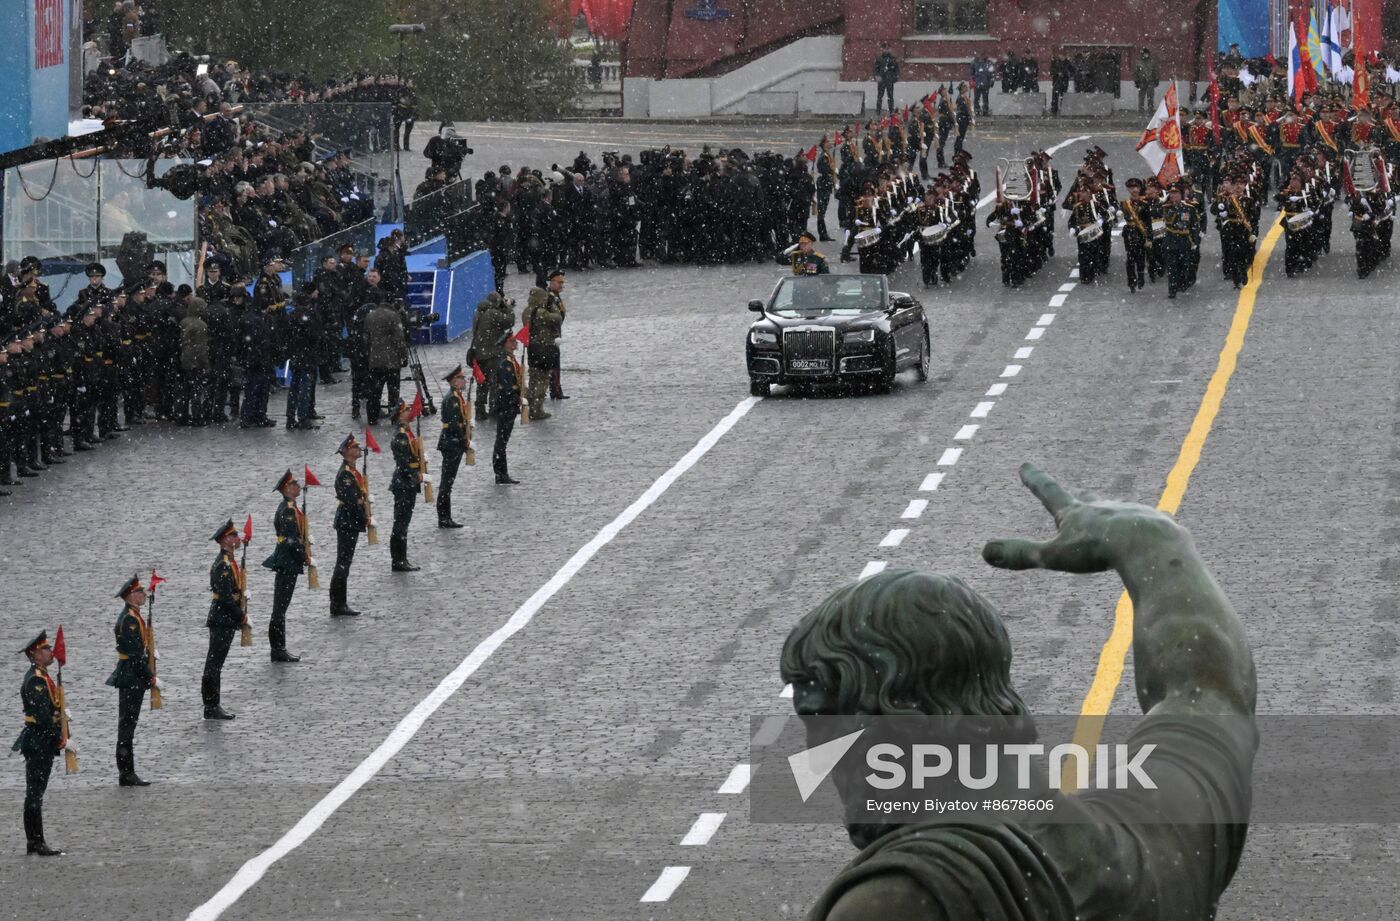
[441,137,473,158]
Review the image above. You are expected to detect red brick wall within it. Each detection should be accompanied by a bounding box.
[626,0,1214,83]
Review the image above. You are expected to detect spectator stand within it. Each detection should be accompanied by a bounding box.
[246,102,395,222]
[2,156,197,311]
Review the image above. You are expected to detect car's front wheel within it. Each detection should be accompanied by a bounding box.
[873,341,897,394]
[916,327,930,382]
[749,379,771,397]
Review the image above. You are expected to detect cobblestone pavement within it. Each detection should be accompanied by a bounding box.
[3,121,1397,919]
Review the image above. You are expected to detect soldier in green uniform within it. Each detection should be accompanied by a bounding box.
[389,400,424,572]
[262,470,306,662]
[106,575,154,786]
[203,520,246,720]
[330,435,369,616]
[436,365,470,529]
[789,231,830,276]
[1161,186,1197,299]
[466,292,514,421]
[524,271,566,420]
[14,631,64,856]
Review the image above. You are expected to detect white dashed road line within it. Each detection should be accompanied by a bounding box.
[937,448,963,465]
[859,560,889,579]
[680,813,727,846]
[641,867,692,903]
[717,764,752,794]
[919,472,946,491]
[971,402,995,418]
[954,424,979,440]
[880,528,911,547]
[986,382,1008,396]
[901,498,930,518]
[1026,327,1046,340]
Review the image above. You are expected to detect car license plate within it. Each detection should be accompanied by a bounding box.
[790,359,830,371]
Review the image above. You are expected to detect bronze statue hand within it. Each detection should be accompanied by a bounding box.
[982,462,1179,574]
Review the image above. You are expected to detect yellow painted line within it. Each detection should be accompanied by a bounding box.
[1064,214,1285,785]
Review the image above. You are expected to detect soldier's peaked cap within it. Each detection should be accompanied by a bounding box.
[274,469,297,492]
[19,631,48,656]
[443,364,465,382]
[337,434,358,455]
[212,519,239,542]
[85,262,106,277]
[797,231,816,242]
[116,574,144,599]
[391,399,409,422]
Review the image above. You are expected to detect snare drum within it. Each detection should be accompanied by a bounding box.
[1077,223,1104,244]
[1286,211,1314,232]
[920,223,951,245]
[854,228,883,250]
[1151,219,1166,239]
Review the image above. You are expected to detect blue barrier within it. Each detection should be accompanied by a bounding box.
[435,250,493,344]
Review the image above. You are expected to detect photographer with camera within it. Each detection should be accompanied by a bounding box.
[423,124,472,182]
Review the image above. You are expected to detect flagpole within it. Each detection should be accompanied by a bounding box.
[303,472,320,590]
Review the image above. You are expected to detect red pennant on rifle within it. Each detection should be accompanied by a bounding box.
[242,513,254,544]
[149,569,167,593]
[470,360,486,384]
[406,391,424,423]
[304,465,322,487]
[53,625,67,667]
[363,427,382,454]
[922,95,935,113]
[803,144,818,162]
[513,325,531,347]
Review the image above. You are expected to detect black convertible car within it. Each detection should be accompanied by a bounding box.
[745,274,930,396]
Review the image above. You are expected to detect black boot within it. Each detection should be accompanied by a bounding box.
[116,747,150,786]
[271,648,301,663]
[203,706,236,720]
[329,579,360,617]
[24,810,62,856]
[436,497,463,528]
[390,536,420,572]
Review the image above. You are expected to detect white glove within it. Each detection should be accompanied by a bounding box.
[268,219,278,227]
[153,677,164,690]
[1014,220,1023,228]
[154,648,160,661]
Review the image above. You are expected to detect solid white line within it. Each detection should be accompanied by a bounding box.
[718,764,752,795]
[680,813,727,846]
[1070,267,1080,278]
[780,683,794,699]
[641,867,692,902]
[937,448,962,466]
[1001,364,1021,378]
[954,424,978,441]
[1014,347,1034,359]
[1057,284,1076,293]
[901,499,929,519]
[975,134,1091,210]
[1025,327,1045,340]
[1048,294,1068,307]
[880,528,910,548]
[971,401,995,418]
[859,560,888,579]
[184,397,765,921]
[1037,313,1056,326]
[985,382,1008,396]
[919,472,945,491]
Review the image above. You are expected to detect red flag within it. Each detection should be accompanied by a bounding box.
[833,130,843,144]
[149,569,167,592]
[1354,28,1370,109]
[53,625,66,667]
[242,513,253,544]
[513,325,531,347]
[922,95,935,113]
[803,144,818,162]
[304,465,322,487]
[364,427,382,454]
[470,360,486,384]
[407,391,424,422]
